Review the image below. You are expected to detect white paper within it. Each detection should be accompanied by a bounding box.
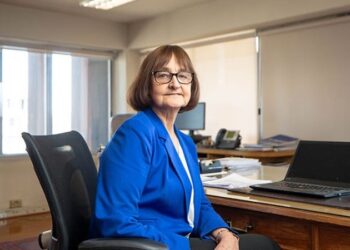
[200,176,217,182]
[202,172,271,189]
[215,157,261,170]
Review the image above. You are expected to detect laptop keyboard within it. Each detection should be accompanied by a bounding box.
[249,180,350,198]
[272,181,346,193]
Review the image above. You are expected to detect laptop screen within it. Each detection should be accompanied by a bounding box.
[287,140,350,183]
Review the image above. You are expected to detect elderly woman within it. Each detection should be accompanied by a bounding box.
[89,45,280,250]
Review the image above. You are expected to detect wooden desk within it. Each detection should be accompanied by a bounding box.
[0,212,51,242]
[197,147,295,163]
[206,166,350,250]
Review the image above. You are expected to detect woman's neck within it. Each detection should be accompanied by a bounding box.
[152,107,179,135]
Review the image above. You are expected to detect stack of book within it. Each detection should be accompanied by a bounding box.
[239,134,299,151]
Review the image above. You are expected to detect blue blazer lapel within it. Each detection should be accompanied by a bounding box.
[144,108,192,214]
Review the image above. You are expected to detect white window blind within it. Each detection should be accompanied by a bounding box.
[259,16,350,141]
[0,47,110,155]
[187,37,258,143]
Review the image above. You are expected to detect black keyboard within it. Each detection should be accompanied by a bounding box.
[250,181,350,198]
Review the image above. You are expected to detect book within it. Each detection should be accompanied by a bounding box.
[239,134,298,151]
[259,134,299,148]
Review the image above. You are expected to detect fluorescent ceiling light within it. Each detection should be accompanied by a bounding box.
[80,0,135,10]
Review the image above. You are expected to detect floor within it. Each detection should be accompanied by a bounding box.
[0,212,51,242]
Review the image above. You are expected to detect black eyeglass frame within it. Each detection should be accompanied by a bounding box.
[151,71,194,85]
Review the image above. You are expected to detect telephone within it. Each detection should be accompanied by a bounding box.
[215,129,241,149]
[199,159,223,174]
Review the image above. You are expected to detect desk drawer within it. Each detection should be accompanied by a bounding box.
[317,224,350,249]
[214,205,311,250]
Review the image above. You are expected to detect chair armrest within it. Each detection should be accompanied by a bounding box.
[38,230,52,249]
[38,230,168,250]
[78,238,168,250]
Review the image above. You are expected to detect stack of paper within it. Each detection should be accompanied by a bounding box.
[239,134,299,151]
[215,157,261,170]
[202,172,271,189]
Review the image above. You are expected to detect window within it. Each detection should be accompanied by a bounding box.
[186,37,258,144]
[259,17,350,141]
[0,47,110,156]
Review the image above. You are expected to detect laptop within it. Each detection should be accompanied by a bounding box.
[250,140,350,198]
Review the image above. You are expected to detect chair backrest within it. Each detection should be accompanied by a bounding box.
[22,131,97,250]
[111,113,134,134]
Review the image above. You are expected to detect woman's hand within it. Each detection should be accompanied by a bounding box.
[212,228,239,250]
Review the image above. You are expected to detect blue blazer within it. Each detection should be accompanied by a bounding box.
[89,108,228,250]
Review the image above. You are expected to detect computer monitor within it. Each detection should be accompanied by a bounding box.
[175,102,205,141]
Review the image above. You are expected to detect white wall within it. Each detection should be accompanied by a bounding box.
[128,0,350,49]
[0,155,99,211]
[0,3,127,50]
[0,157,47,210]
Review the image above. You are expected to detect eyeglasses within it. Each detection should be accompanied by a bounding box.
[152,71,193,85]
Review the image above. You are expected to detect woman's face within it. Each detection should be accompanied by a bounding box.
[151,55,192,113]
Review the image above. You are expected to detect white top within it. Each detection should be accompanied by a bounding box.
[177,143,195,228]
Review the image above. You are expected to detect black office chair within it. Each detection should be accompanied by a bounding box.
[22,131,167,250]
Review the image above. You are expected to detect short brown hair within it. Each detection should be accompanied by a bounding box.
[127,45,200,112]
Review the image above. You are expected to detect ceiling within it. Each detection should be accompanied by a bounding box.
[0,0,212,23]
